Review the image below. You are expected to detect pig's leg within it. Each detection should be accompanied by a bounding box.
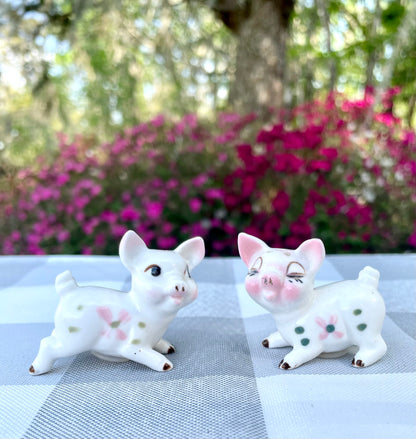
[280,345,323,370]
[29,334,87,375]
[154,338,175,354]
[263,331,290,348]
[121,346,173,371]
[352,335,387,368]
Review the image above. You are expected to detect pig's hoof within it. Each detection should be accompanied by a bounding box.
[29,365,35,374]
[352,358,365,368]
[279,360,291,370]
[167,346,175,354]
[262,339,269,348]
[163,363,172,371]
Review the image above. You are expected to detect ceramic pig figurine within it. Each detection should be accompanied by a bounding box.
[30,230,205,375]
[238,233,387,369]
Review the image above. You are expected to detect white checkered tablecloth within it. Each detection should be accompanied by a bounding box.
[1,254,415,439]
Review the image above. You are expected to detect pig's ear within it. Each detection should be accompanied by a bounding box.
[175,237,205,271]
[238,233,269,267]
[296,239,325,273]
[119,230,147,271]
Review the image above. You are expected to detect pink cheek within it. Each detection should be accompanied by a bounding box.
[245,277,261,297]
[281,283,301,302]
[145,289,166,303]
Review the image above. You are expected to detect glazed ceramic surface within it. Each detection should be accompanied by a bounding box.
[238,233,387,369]
[30,230,205,375]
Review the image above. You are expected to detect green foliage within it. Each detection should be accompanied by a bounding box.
[0,0,415,177]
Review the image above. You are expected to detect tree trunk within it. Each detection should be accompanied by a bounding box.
[364,0,381,89]
[212,0,295,117]
[316,0,336,91]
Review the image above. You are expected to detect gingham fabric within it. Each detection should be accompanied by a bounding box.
[1,254,415,439]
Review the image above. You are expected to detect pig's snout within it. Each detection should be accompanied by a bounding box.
[169,280,197,305]
[261,271,284,291]
[175,283,186,293]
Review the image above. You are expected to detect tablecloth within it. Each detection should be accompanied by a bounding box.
[1,254,415,439]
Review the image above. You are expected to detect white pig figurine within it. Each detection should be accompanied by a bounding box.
[238,233,387,369]
[30,230,205,375]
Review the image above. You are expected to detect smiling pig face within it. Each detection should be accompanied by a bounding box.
[238,233,325,314]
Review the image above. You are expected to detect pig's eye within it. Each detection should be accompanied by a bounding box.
[286,262,305,278]
[145,264,162,277]
[251,257,262,271]
[151,266,161,277]
[248,257,262,276]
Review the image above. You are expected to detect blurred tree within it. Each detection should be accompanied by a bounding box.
[0,0,234,163]
[0,0,415,165]
[209,0,295,116]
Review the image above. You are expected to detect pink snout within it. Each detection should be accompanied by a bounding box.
[261,271,284,291]
[175,283,186,294]
[170,282,197,305]
[171,283,186,300]
[246,270,284,301]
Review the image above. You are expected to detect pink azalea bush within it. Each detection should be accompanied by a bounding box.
[224,91,416,252]
[1,92,415,255]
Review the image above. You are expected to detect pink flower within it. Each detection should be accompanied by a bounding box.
[256,124,284,143]
[101,210,117,223]
[32,187,59,203]
[166,131,176,142]
[285,236,304,249]
[82,218,100,235]
[374,113,398,126]
[283,131,304,149]
[213,241,225,251]
[166,179,179,189]
[189,198,202,213]
[193,175,208,187]
[120,206,140,222]
[94,233,106,247]
[162,222,173,234]
[308,160,331,172]
[74,196,90,209]
[274,153,304,173]
[56,174,70,186]
[205,188,223,200]
[57,230,70,242]
[182,113,197,128]
[11,231,21,241]
[272,191,290,214]
[316,315,344,340]
[190,223,207,237]
[290,219,312,237]
[122,193,132,203]
[147,201,163,219]
[27,232,41,245]
[408,232,416,248]
[96,307,131,340]
[3,239,14,254]
[151,114,165,127]
[241,176,256,196]
[319,147,338,160]
[303,199,316,218]
[112,224,128,238]
[218,112,241,128]
[75,211,85,222]
[82,247,93,255]
[218,153,227,162]
[237,144,253,163]
[157,236,177,249]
